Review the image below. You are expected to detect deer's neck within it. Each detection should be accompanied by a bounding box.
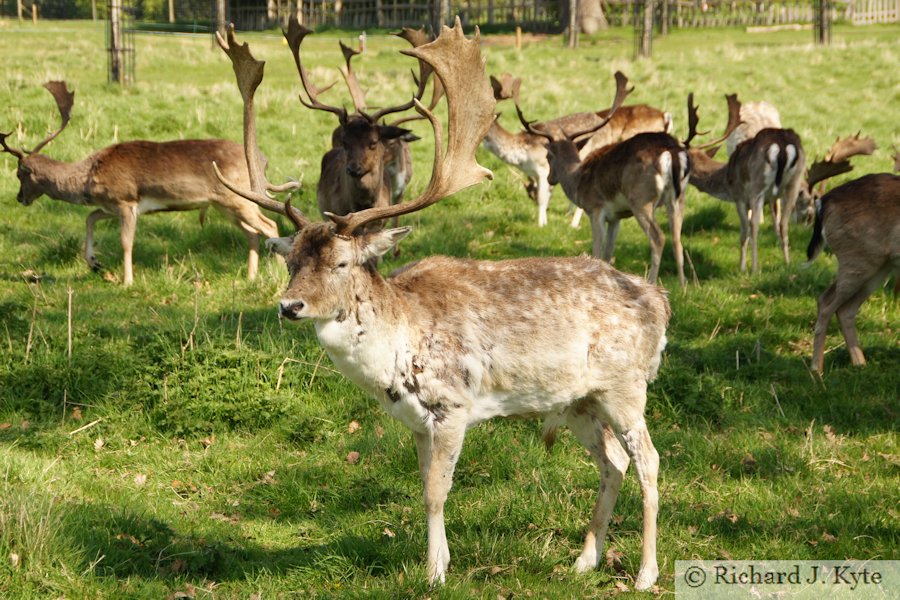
[687,150,732,202]
[551,146,585,206]
[29,155,94,205]
[482,121,544,170]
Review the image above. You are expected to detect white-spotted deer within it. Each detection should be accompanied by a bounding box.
[1,82,283,286]
[802,136,895,373]
[483,72,671,227]
[517,73,699,286]
[215,21,668,590]
[284,18,430,230]
[686,94,809,273]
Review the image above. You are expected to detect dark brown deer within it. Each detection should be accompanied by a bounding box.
[283,18,429,231]
[483,72,671,227]
[215,20,667,590]
[802,136,894,373]
[517,74,707,287]
[1,82,283,286]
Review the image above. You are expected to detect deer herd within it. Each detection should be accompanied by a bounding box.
[2,19,898,590]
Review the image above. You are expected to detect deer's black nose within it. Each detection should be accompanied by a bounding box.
[280,300,305,320]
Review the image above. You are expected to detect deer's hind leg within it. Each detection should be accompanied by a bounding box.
[566,414,630,574]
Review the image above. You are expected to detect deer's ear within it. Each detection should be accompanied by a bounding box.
[265,236,296,257]
[358,227,411,263]
[379,126,415,142]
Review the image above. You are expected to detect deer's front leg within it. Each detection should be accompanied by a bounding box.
[118,203,138,286]
[84,209,114,272]
[416,420,466,585]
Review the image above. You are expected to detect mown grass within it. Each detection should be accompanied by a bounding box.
[0,18,898,599]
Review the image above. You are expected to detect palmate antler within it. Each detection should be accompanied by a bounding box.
[213,24,306,229]
[683,93,742,150]
[326,18,496,236]
[515,71,631,142]
[806,133,877,189]
[1,81,75,160]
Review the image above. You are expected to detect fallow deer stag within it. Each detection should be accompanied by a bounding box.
[517,73,694,286]
[483,72,671,227]
[284,17,429,230]
[725,100,781,156]
[686,94,808,273]
[216,20,668,590]
[802,137,895,373]
[1,82,283,286]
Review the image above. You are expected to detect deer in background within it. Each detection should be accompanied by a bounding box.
[284,19,429,231]
[686,93,810,273]
[517,73,699,286]
[482,72,671,227]
[1,82,283,286]
[801,137,894,373]
[725,100,782,156]
[215,21,667,590]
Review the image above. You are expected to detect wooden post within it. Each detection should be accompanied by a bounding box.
[567,0,578,47]
[168,0,175,23]
[216,0,226,36]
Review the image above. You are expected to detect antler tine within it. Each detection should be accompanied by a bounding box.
[0,132,25,160]
[27,81,75,154]
[216,23,309,230]
[514,102,554,142]
[388,72,445,127]
[806,133,877,189]
[825,132,877,164]
[366,26,436,124]
[339,41,368,113]
[563,71,632,141]
[328,18,496,236]
[682,92,709,147]
[283,15,347,123]
[691,93,742,150]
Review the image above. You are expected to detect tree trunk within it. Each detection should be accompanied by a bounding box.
[639,0,653,56]
[580,0,608,33]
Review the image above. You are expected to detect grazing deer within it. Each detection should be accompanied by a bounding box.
[517,73,695,286]
[284,19,428,230]
[1,82,282,286]
[725,100,782,156]
[685,94,809,273]
[215,21,667,590]
[483,72,671,227]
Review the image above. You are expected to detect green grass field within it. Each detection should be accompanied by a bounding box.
[0,18,898,599]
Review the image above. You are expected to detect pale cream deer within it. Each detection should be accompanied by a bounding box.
[1,82,283,286]
[483,72,671,227]
[215,21,668,591]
